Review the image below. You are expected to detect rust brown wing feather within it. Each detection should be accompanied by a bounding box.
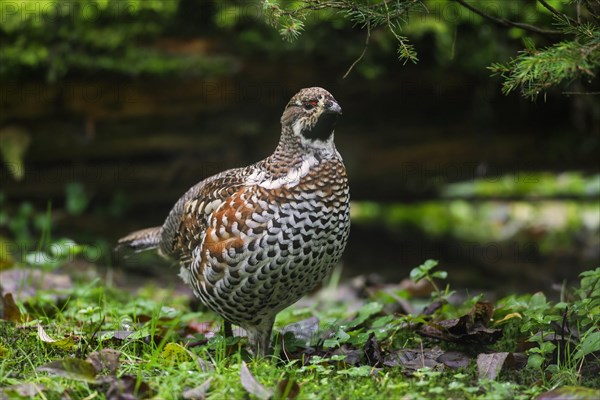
[158,168,253,266]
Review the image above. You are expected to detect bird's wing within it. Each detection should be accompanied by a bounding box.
[196,185,269,285]
[159,167,253,266]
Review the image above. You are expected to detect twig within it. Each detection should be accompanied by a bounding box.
[343,22,371,79]
[537,0,564,18]
[453,0,565,36]
[537,0,577,24]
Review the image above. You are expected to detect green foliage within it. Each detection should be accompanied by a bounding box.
[410,259,446,282]
[262,0,421,64]
[0,0,233,80]
[571,268,600,363]
[259,0,599,98]
[410,259,449,298]
[444,172,600,198]
[3,0,597,97]
[495,268,600,387]
[353,199,599,256]
[573,268,600,331]
[351,173,600,259]
[490,17,600,99]
[262,1,306,42]
[2,259,599,397]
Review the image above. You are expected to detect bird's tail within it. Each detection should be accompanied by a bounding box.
[118,227,161,252]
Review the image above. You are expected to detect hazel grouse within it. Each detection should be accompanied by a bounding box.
[119,87,350,356]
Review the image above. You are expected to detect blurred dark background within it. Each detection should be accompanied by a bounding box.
[1,0,599,295]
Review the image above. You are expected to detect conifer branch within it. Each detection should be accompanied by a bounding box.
[261,0,598,100]
[452,0,565,36]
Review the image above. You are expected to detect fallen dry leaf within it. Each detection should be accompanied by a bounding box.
[37,323,58,343]
[1,293,24,322]
[495,312,522,324]
[419,301,502,344]
[86,348,121,375]
[37,323,76,350]
[437,351,470,369]
[182,377,212,400]
[419,317,502,344]
[363,333,383,367]
[421,299,445,316]
[383,347,444,372]
[103,374,154,400]
[477,352,515,380]
[240,361,273,400]
[332,345,362,366]
[37,358,97,382]
[36,351,154,399]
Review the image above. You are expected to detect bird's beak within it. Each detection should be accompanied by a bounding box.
[326,101,342,116]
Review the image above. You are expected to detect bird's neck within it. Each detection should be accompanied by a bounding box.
[258,128,338,179]
[275,126,337,159]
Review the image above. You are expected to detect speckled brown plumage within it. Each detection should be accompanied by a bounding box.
[119,87,350,355]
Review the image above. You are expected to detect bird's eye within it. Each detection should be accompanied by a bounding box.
[303,101,318,110]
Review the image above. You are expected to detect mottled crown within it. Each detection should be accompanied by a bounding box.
[280,87,342,143]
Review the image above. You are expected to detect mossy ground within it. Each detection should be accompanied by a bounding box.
[0,265,598,399]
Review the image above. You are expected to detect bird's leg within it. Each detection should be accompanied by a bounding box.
[223,320,233,338]
[245,315,276,357]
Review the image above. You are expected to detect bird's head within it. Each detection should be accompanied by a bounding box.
[281,87,342,146]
